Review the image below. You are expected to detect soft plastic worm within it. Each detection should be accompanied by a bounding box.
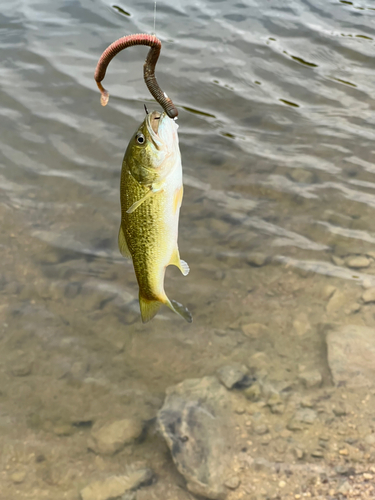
[94,33,178,119]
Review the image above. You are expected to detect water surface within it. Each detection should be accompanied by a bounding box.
[1,0,375,498]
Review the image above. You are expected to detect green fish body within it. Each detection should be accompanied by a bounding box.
[119,111,192,323]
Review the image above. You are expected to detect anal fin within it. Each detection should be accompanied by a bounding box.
[180,260,190,276]
[118,225,131,258]
[169,248,190,276]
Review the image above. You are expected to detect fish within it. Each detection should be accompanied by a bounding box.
[118,109,192,323]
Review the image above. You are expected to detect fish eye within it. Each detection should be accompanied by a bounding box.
[136,134,145,145]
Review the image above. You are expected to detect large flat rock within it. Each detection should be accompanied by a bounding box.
[158,376,236,500]
[326,324,375,387]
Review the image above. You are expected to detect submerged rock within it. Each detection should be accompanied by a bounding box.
[80,469,153,500]
[10,471,26,484]
[298,369,322,389]
[224,476,240,490]
[293,408,317,425]
[158,376,236,500]
[247,252,267,267]
[345,256,370,269]
[362,288,375,304]
[326,324,375,387]
[88,418,144,455]
[241,322,267,338]
[325,290,347,314]
[216,364,249,389]
[11,360,33,377]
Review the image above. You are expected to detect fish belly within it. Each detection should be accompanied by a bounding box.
[120,167,182,301]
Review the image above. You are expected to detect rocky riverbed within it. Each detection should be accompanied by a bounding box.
[1,199,375,500]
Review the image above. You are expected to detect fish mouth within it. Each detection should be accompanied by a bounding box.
[150,111,163,134]
[146,111,167,149]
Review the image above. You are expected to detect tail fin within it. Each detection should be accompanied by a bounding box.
[166,298,193,323]
[139,294,162,323]
[139,294,193,324]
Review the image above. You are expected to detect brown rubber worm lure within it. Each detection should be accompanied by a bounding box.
[94,33,178,119]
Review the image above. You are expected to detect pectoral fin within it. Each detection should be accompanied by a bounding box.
[126,189,156,214]
[169,248,190,276]
[118,226,131,258]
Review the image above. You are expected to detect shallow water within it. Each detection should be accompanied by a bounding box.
[1,0,375,499]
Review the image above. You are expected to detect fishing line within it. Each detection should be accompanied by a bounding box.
[153,1,157,35]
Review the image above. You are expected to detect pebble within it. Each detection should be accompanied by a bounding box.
[339,448,349,456]
[244,382,261,402]
[319,434,330,442]
[326,324,375,387]
[217,364,249,389]
[11,361,33,377]
[252,458,270,472]
[293,408,317,425]
[331,255,344,266]
[269,403,285,415]
[300,397,314,408]
[260,434,272,445]
[80,469,154,500]
[293,447,304,460]
[298,370,322,389]
[10,471,26,484]
[214,329,227,337]
[235,406,245,415]
[267,392,282,406]
[224,476,241,490]
[247,253,267,267]
[323,285,337,299]
[267,393,285,415]
[326,290,347,314]
[311,449,324,458]
[338,480,351,494]
[363,473,373,480]
[89,418,144,456]
[335,465,355,476]
[292,314,310,337]
[249,351,270,371]
[274,439,287,453]
[64,282,81,299]
[39,249,61,264]
[333,404,347,417]
[365,434,375,446]
[254,424,269,435]
[362,288,375,303]
[346,256,370,269]
[278,480,286,488]
[287,420,304,432]
[362,278,375,289]
[241,323,267,338]
[53,424,74,436]
[289,168,314,184]
[346,303,361,314]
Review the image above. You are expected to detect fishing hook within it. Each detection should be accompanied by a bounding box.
[94,33,178,119]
